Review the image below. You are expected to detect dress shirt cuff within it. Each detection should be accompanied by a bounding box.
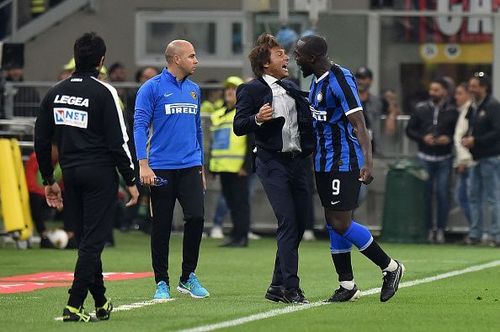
[255,115,263,126]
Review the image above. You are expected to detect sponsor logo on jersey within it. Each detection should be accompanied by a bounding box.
[165,103,198,115]
[310,105,327,121]
[53,94,89,107]
[53,108,88,128]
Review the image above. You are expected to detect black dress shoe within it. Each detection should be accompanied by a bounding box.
[219,237,248,247]
[283,288,309,304]
[265,284,285,302]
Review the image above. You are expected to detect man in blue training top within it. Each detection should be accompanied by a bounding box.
[294,35,404,302]
[134,39,209,300]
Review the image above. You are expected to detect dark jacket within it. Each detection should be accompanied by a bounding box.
[233,77,315,160]
[406,100,458,157]
[35,69,135,186]
[465,94,500,160]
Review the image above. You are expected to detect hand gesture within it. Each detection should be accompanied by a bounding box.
[139,162,156,186]
[359,166,374,185]
[256,103,273,123]
[423,134,436,146]
[45,183,63,210]
[125,185,140,207]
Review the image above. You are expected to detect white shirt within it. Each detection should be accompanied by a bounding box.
[453,100,475,167]
[262,74,301,152]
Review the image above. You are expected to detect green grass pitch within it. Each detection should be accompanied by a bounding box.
[1,231,499,331]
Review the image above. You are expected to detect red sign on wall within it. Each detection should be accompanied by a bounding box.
[0,272,154,294]
[403,0,500,43]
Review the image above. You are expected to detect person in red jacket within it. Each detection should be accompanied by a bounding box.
[25,145,74,248]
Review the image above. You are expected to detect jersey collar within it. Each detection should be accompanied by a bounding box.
[314,71,329,83]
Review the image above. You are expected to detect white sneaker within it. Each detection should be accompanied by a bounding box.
[210,226,224,239]
[427,229,434,243]
[302,230,316,241]
[436,229,445,244]
[248,232,261,240]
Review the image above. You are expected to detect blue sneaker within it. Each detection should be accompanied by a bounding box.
[177,273,210,298]
[153,281,170,300]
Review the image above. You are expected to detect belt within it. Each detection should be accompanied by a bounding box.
[277,150,302,159]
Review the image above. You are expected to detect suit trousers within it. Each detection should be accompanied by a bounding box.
[255,154,310,290]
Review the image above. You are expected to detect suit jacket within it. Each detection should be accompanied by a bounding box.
[233,77,315,160]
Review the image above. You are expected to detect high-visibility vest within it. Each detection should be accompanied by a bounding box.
[209,107,247,173]
[31,0,46,15]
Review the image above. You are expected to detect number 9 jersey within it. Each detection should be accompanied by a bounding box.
[308,64,365,173]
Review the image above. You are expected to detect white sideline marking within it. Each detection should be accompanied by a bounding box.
[177,260,500,332]
[54,299,174,321]
[52,260,500,324]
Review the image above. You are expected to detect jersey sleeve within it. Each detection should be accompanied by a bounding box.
[102,84,136,186]
[195,85,204,165]
[133,82,154,161]
[34,91,55,183]
[331,70,363,116]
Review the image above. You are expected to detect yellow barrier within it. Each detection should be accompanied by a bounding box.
[0,139,33,240]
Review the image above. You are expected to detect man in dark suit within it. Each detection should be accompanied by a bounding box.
[233,34,315,304]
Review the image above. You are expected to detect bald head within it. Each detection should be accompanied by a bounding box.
[165,40,193,64]
[164,39,198,80]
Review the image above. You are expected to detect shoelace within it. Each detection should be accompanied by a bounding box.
[157,283,169,293]
[188,276,202,290]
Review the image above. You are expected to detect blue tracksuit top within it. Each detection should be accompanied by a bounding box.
[134,68,203,169]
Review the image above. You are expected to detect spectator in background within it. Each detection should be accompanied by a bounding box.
[355,67,398,155]
[453,83,473,230]
[201,79,224,114]
[406,78,458,244]
[135,66,159,84]
[4,65,40,117]
[109,62,127,82]
[381,89,401,136]
[108,62,130,120]
[122,66,159,233]
[209,76,253,247]
[61,58,108,81]
[461,72,500,247]
[25,144,75,248]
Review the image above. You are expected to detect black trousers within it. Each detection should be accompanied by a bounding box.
[255,154,310,290]
[219,172,250,241]
[29,193,55,235]
[64,166,118,308]
[150,166,204,284]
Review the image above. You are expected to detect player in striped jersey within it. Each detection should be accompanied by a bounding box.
[294,35,404,302]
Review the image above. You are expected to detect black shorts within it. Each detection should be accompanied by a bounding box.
[315,171,361,211]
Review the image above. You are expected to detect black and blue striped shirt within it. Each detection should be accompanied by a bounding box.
[308,64,364,172]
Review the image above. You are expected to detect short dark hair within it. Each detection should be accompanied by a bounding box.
[108,62,124,75]
[297,35,328,58]
[248,33,282,77]
[471,71,491,92]
[430,77,449,91]
[74,32,106,71]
